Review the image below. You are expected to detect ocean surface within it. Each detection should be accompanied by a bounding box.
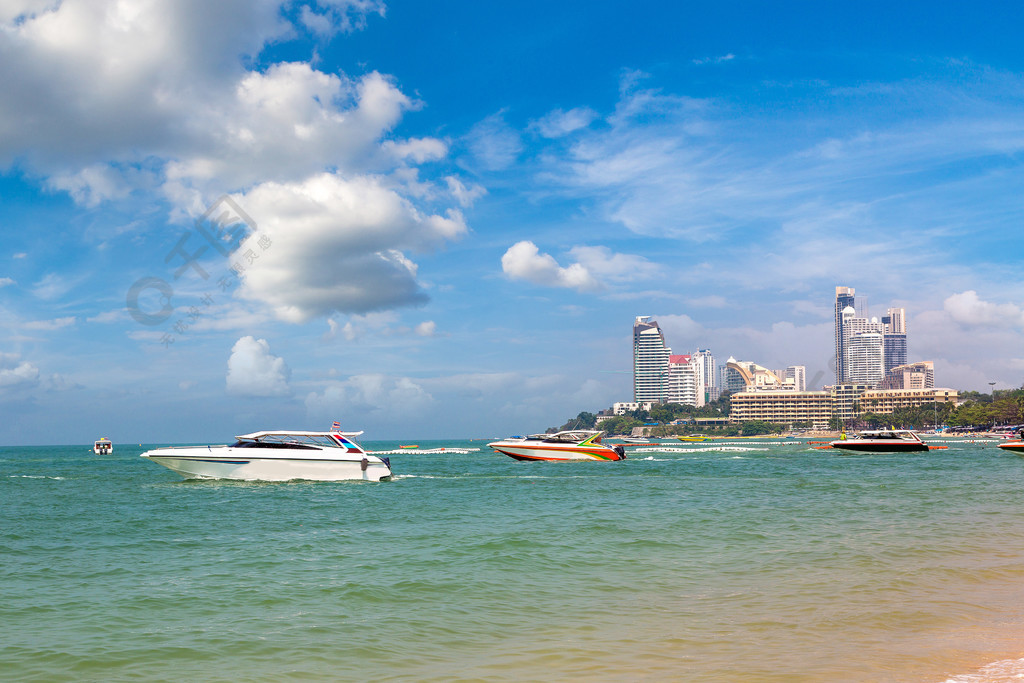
[4,438,1024,682]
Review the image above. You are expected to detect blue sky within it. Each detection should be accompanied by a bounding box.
[2,0,1023,444]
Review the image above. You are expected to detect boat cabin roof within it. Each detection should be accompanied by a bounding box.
[234,431,365,449]
[854,429,921,440]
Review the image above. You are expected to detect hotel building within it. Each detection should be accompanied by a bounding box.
[667,355,706,407]
[729,385,957,429]
[880,361,935,390]
[633,317,671,403]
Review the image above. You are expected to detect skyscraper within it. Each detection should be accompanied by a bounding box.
[692,348,716,399]
[633,316,671,403]
[882,307,907,373]
[834,286,856,383]
[847,332,885,386]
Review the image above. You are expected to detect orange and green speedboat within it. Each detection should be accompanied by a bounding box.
[488,430,626,462]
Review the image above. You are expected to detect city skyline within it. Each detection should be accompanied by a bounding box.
[1,1,1023,444]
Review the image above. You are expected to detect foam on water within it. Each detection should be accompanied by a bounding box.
[942,658,1024,682]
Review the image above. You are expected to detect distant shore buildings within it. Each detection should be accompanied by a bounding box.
[618,286,952,429]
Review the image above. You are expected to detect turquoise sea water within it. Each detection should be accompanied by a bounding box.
[4,439,1024,682]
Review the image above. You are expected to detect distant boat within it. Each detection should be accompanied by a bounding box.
[93,438,113,455]
[676,436,707,442]
[399,444,419,449]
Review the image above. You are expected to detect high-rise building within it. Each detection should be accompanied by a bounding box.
[836,288,911,385]
[882,307,907,373]
[667,355,705,407]
[692,349,716,390]
[633,316,671,403]
[847,332,885,386]
[834,286,856,383]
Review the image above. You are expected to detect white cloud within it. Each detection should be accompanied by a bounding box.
[299,0,385,37]
[465,111,522,171]
[944,290,1024,328]
[414,320,436,337]
[1,1,472,325]
[532,107,598,138]
[0,352,40,388]
[46,163,131,206]
[305,373,433,418]
[500,240,602,292]
[226,335,291,396]
[567,245,661,283]
[23,316,75,330]
[0,277,14,287]
[234,173,467,322]
[31,273,73,300]
[445,176,487,207]
[692,53,735,66]
[500,242,656,292]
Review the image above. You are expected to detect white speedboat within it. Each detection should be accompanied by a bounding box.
[93,437,113,455]
[140,430,392,481]
[488,430,626,462]
[826,429,931,453]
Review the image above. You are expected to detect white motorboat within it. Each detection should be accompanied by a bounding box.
[488,430,626,462]
[93,437,113,455]
[140,430,392,481]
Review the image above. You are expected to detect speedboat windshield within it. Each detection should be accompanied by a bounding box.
[231,433,350,449]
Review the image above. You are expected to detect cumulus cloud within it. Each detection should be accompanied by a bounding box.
[944,290,1024,328]
[414,320,436,337]
[234,173,467,322]
[501,241,644,292]
[501,241,600,292]
[1,1,473,324]
[0,352,40,388]
[0,277,14,287]
[226,335,291,396]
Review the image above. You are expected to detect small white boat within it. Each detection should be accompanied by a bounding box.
[93,438,113,455]
[488,430,626,462]
[825,429,932,453]
[140,430,392,481]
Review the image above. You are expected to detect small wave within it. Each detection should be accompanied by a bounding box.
[8,475,64,480]
[941,657,1024,682]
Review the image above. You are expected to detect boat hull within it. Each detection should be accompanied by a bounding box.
[141,447,392,481]
[829,441,930,453]
[998,441,1024,452]
[488,442,624,461]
